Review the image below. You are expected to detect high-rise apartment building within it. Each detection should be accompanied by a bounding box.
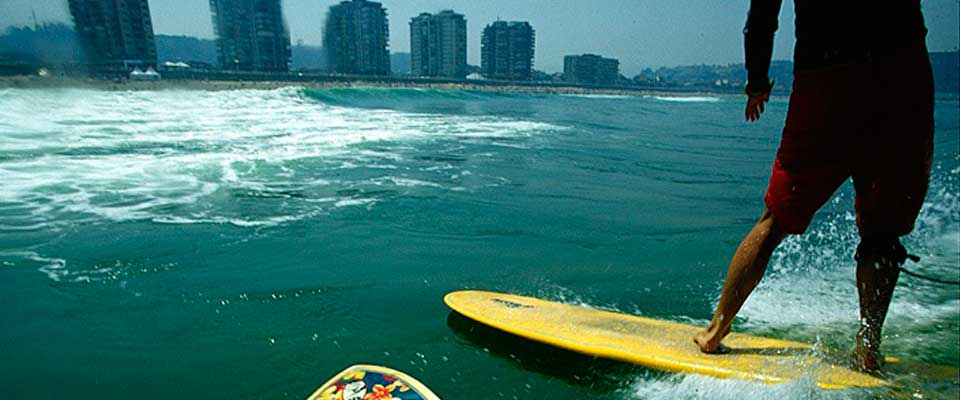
[480,21,535,81]
[210,0,291,72]
[323,0,391,76]
[68,0,157,71]
[410,10,467,79]
[563,54,620,85]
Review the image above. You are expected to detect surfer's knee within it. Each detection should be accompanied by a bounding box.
[757,209,787,240]
[855,236,917,267]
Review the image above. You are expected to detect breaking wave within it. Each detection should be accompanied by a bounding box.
[0,87,564,232]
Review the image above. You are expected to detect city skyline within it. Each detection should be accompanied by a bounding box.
[564,54,620,85]
[323,0,391,75]
[410,10,467,78]
[481,21,535,81]
[2,0,959,75]
[210,0,291,72]
[67,0,157,69]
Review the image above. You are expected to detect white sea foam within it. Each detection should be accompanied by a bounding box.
[626,373,865,400]
[0,88,559,230]
[649,95,722,103]
[561,94,634,100]
[369,177,444,188]
[152,213,315,228]
[0,250,119,283]
[334,198,377,208]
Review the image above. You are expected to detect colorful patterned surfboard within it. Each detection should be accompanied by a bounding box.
[307,365,441,400]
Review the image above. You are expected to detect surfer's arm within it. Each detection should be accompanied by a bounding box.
[743,0,782,95]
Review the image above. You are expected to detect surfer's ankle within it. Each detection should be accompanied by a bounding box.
[693,331,720,353]
[855,354,883,374]
[853,344,884,374]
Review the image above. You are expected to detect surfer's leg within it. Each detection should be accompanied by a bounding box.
[851,159,929,373]
[851,51,933,372]
[853,239,904,373]
[694,208,786,353]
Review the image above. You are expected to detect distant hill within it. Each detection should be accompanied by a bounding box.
[155,35,217,66]
[0,24,81,65]
[633,61,794,92]
[635,53,960,94]
[391,52,411,75]
[156,35,325,70]
[291,45,325,70]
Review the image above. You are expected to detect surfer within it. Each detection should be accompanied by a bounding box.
[693,0,934,373]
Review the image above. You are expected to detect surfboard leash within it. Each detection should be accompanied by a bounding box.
[898,253,960,286]
[857,243,960,286]
[899,265,960,286]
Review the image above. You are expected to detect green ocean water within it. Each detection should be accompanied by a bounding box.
[0,87,957,399]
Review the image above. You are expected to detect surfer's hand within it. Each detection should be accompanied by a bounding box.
[745,92,770,122]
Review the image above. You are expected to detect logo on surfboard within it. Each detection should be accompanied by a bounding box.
[491,298,534,309]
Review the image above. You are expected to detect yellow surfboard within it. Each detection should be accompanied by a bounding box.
[444,290,889,390]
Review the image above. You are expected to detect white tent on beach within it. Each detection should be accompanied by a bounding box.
[130,67,161,81]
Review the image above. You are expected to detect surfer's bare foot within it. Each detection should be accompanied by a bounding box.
[693,327,730,354]
[853,347,883,374]
[854,243,901,375]
[853,327,883,375]
[696,210,784,355]
[693,331,716,353]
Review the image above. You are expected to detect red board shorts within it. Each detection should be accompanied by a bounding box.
[765,46,934,237]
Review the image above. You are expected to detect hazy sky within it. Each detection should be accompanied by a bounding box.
[2,0,958,75]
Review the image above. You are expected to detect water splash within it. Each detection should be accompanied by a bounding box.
[734,159,960,364]
[625,372,868,400]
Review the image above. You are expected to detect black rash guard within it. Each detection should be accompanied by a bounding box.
[744,0,928,93]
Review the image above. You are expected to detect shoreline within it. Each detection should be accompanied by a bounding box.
[0,75,741,98]
[6,75,955,100]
